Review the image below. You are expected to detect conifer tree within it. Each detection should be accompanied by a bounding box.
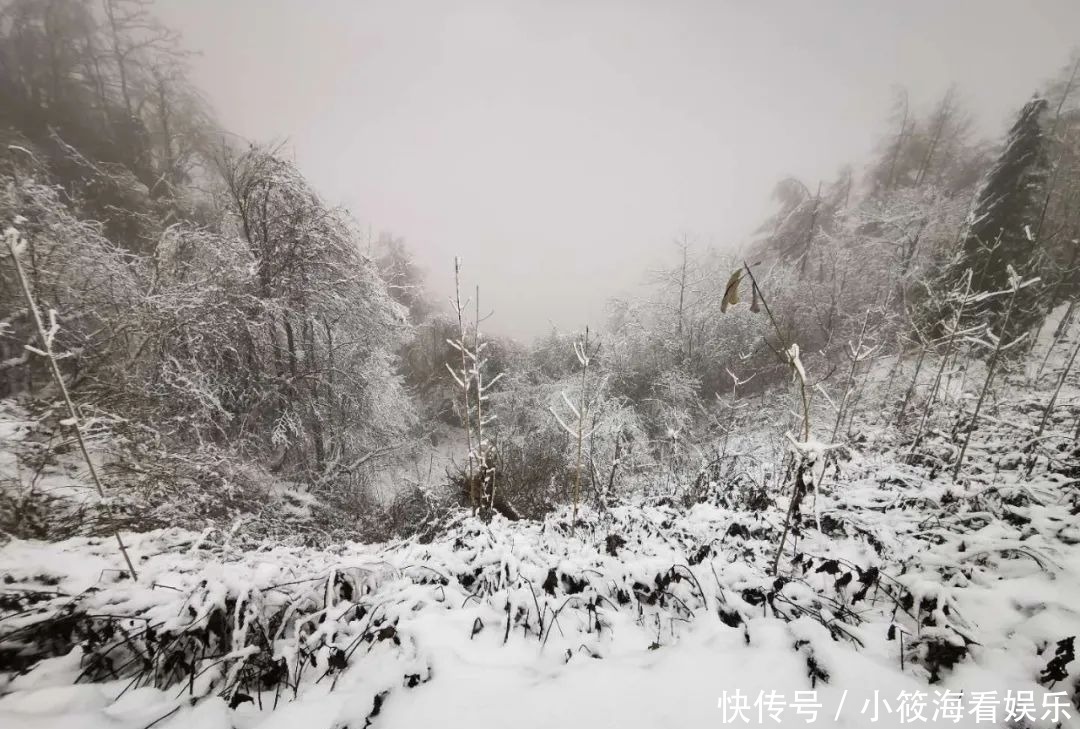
[957,96,1049,339]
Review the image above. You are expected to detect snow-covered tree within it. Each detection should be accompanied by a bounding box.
[955,97,1050,340]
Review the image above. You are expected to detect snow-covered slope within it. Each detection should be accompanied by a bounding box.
[2,361,1080,728]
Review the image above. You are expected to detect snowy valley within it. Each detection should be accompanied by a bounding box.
[3,330,1080,728]
[3,2,1080,728]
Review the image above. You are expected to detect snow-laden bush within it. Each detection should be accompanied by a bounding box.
[478,373,650,518]
[0,176,144,393]
[2,147,417,531]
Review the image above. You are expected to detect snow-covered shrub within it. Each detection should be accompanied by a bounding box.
[481,372,650,518]
[0,175,144,396]
[2,144,418,536]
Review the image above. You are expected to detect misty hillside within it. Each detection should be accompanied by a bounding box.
[3,1,1080,728]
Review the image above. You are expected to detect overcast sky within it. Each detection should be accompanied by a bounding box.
[155,0,1080,338]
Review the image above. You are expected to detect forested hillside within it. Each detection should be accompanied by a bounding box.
[2,2,1080,728]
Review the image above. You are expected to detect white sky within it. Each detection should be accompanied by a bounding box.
[155,0,1080,338]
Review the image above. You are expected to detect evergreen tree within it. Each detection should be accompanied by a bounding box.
[958,96,1049,340]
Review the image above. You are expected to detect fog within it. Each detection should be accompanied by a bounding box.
[154,0,1080,338]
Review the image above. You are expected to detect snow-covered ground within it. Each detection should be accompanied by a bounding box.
[2,344,1080,728]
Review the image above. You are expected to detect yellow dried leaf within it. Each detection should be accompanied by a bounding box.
[721,269,742,313]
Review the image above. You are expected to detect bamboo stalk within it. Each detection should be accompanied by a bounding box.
[474,285,492,515]
[831,307,871,442]
[741,263,810,576]
[896,343,926,426]
[953,286,1019,479]
[910,270,972,454]
[450,258,476,510]
[1035,299,1076,382]
[5,228,138,579]
[1035,335,1080,440]
[571,327,590,530]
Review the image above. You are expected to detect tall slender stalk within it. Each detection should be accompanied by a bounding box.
[572,327,590,528]
[1035,336,1080,440]
[448,258,476,508]
[896,342,926,425]
[1023,329,1079,473]
[910,270,972,453]
[473,285,495,514]
[741,263,811,576]
[474,287,483,456]
[742,264,809,440]
[5,227,138,579]
[880,337,904,412]
[1035,299,1076,382]
[953,285,1020,479]
[831,307,872,441]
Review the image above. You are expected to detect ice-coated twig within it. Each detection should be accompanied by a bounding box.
[547,326,599,531]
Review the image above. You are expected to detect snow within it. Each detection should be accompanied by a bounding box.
[3,343,1080,728]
